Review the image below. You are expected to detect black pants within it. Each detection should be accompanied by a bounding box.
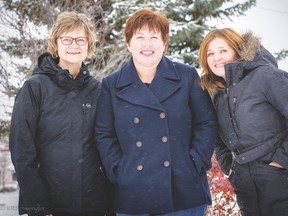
[229,160,288,216]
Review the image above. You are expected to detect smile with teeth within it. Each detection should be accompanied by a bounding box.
[215,63,225,67]
[141,51,153,55]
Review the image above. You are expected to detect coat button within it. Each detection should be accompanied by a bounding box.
[136,141,142,147]
[159,112,166,119]
[163,160,170,167]
[137,164,144,171]
[133,117,140,124]
[161,136,168,143]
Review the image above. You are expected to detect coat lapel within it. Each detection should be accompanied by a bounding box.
[116,57,181,110]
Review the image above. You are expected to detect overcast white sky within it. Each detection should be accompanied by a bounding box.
[216,0,288,71]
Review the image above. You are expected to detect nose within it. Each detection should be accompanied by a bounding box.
[141,38,153,46]
[214,53,222,62]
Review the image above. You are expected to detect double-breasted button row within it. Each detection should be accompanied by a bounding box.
[136,137,167,147]
[133,112,166,125]
[136,160,170,172]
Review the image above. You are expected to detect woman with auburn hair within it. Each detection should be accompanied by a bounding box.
[199,27,288,216]
[95,8,217,216]
[9,11,114,216]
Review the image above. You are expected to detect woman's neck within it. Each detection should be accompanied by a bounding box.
[135,65,157,84]
[58,62,81,79]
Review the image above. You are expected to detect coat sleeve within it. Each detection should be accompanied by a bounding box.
[9,81,52,215]
[215,136,232,175]
[188,70,218,174]
[264,70,288,170]
[95,78,122,183]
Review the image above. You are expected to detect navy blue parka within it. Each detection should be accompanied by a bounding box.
[95,56,217,214]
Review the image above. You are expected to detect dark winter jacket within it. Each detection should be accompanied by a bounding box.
[215,33,288,175]
[9,53,111,216]
[95,56,217,214]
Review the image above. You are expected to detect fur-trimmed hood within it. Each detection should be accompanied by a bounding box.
[225,31,278,87]
[237,31,278,67]
[238,32,261,61]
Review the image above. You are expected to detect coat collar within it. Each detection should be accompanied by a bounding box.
[224,62,245,87]
[33,53,91,90]
[115,56,181,110]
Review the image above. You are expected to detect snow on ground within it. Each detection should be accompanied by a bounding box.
[0,190,27,216]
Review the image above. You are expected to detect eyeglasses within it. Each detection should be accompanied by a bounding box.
[59,36,88,46]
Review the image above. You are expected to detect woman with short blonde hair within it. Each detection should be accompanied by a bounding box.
[9,11,113,216]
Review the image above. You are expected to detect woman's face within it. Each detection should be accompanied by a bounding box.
[207,37,238,80]
[57,28,88,70]
[127,25,166,70]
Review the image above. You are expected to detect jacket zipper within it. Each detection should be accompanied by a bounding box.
[232,97,237,115]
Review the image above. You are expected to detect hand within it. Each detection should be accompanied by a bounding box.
[269,161,284,169]
[45,214,53,216]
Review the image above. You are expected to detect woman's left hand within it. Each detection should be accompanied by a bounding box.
[269,161,284,169]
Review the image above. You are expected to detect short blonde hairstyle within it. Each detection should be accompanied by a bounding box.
[199,28,245,94]
[47,11,96,58]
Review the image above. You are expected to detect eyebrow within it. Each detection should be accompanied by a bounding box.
[207,46,226,52]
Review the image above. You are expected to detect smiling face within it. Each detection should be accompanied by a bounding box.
[57,27,88,73]
[127,25,166,71]
[207,37,238,80]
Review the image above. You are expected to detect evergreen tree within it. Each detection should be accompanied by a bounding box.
[0,0,262,129]
[0,0,257,87]
[0,1,279,214]
[0,0,258,134]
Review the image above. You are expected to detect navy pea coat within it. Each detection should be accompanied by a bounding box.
[95,56,217,214]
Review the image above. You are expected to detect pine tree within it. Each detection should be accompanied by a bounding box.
[0,0,260,131]
[0,0,264,134]
[0,1,273,214]
[0,0,257,86]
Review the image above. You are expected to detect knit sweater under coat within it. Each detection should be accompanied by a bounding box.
[215,33,288,175]
[9,53,110,216]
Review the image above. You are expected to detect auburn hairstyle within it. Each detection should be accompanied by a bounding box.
[124,8,170,52]
[199,28,245,94]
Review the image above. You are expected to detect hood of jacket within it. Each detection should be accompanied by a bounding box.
[225,32,278,87]
[32,52,92,90]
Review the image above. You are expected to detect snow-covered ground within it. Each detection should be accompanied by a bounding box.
[0,190,27,216]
